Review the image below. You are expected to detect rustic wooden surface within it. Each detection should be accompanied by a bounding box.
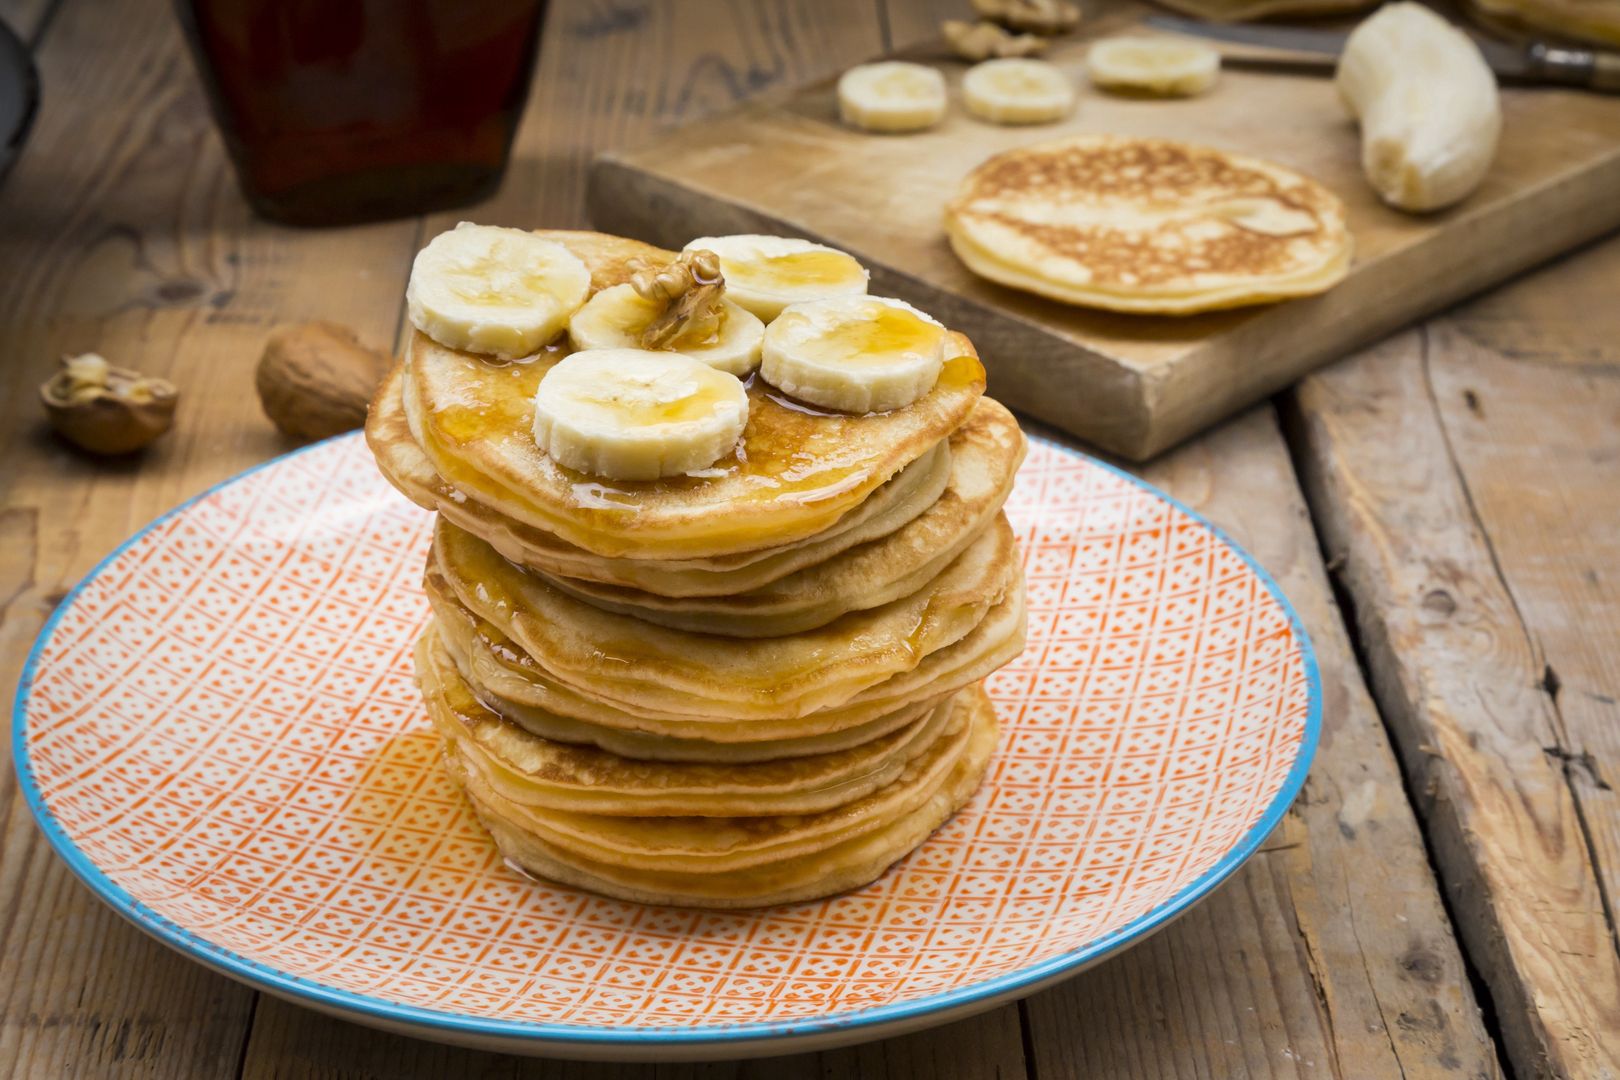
[1287,236,1620,1079]
[587,3,1620,460]
[0,0,1610,1076]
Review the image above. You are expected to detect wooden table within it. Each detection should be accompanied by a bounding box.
[0,1,1614,1076]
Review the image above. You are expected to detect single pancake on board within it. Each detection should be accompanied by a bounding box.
[945,134,1351,315]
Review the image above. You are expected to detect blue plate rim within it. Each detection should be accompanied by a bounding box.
[12,430,1322,1049]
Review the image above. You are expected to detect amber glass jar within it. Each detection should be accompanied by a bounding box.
[176,0,547,226]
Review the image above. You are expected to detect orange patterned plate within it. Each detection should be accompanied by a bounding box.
[14,432,1317,1060]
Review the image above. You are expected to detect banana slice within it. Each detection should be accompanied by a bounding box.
[407,223,592,358]
[568,284,765,376]
[684,235,870,322]
[962,59,1076,125]
[532,350,748,481]
[1087,37,1220,97]
[760,296,947,414]
[838,62,948,133]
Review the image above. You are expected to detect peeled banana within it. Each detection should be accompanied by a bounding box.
[963,58,1076,124]
[1336,3,1500,212]
[838,62,948,133]
[1086,36,1219,97]
[760,296,947,413]
[568,284,765,376]
[684,235,870,322]
[407,223,591,358]
[532,349,749,481]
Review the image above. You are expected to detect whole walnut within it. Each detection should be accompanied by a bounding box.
[256,322,393,442]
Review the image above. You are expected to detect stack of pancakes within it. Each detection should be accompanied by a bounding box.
[366,231,1027,908]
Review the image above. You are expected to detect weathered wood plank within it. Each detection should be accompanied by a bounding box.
[0,0,423,1075]
[1287,234,1620,1077]
[1022,406,1501,1079]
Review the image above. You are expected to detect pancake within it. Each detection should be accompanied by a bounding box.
[424,563,1026,742]
[368,364,958,597]
[542,397,1027,636]
[432,513,1017,722]
[417,629,959,817]
[944,135,1352,315]
[430,585,976,758]
[457,685,999,908]
[400,231,985,561]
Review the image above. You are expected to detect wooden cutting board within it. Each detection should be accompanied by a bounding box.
[588,4,1620,459]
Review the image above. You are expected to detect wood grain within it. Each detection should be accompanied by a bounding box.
[0,0,1537,1076]
[0,0,420,1074]
[588,5,1620,459]
[1287,234,1620,1077]
[1023,407,1501,1080]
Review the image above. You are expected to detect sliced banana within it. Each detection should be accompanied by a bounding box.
[761,296,947,414]
[568,284,765,377]
[962,58,1076,125]
[1087,37,1220,98]
[407,223,591,358]
[533,350,748,481]
[838,62,948,133]
[684,235,869,322]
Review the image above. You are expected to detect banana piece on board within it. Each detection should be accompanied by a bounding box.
[1336,2,1500,212]
[963,58,1076,124]
[838,61,948,133]
[1087,36,1220,97]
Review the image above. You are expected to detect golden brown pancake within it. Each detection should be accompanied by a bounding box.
[367,363,959,597]
[455,685,999,908]
[541,398,1027,636]
[431,513,1017,722]
[431,596,950,760]
[945,135,1351,314]
[417,629,960,817]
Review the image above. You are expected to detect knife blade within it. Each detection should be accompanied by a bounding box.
[1143,13,1620,91]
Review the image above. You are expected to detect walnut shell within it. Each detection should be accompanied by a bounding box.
[256,322,393,442]
[40,354,178,455]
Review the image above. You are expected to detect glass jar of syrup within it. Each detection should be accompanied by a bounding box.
[176,0,547,227]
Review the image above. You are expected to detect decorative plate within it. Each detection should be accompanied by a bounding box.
[13,433,1318,1061]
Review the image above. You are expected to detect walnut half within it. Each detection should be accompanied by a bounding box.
[944,20,1049,60]
[970,0,1082,35]
[40,354,179,455]
[628,249,726,351]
